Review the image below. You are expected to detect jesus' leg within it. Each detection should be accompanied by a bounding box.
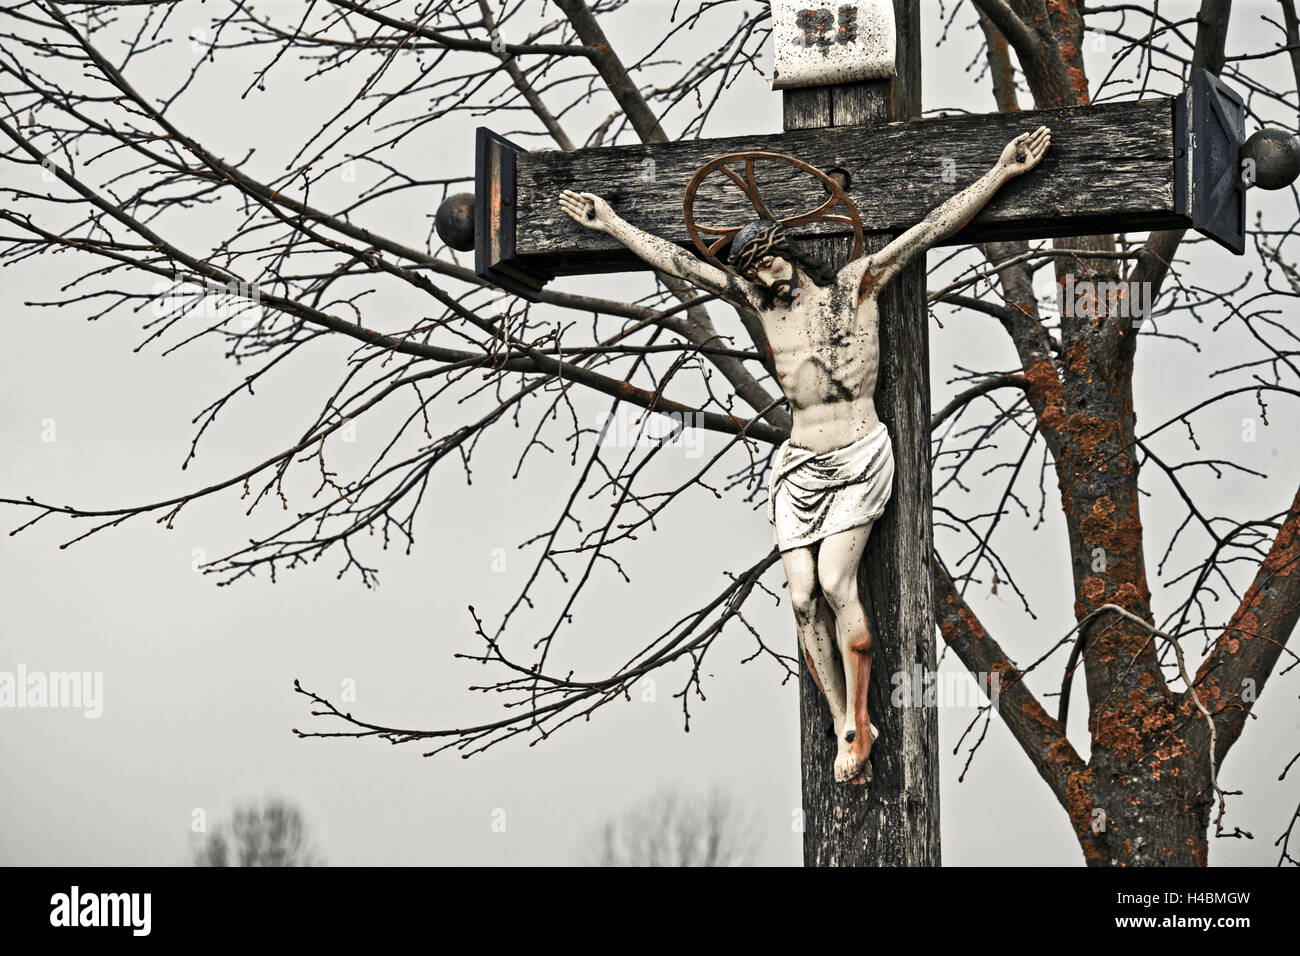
[780,546,846,732]
[816,521,876,784]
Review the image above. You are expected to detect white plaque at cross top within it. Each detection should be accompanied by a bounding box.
[770,0,897,90]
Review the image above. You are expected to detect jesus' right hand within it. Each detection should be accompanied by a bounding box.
[997,126,1051,179]
[559,190,613,233]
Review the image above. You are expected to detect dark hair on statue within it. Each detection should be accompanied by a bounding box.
[728,219,836,294]
[785,245,836,287]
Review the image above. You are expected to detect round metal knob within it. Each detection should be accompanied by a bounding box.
[435,192,476,251]
[1242,129,1300,191]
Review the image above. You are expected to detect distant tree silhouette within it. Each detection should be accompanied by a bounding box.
[582,789,759,867]
[193,798,324,867]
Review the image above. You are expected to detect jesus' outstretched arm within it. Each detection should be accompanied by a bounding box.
[559,190,758,310]
[840,125,1052,299]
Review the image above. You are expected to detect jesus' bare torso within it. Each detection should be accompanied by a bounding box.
[560,126,1051,784]
[761,270,883,453]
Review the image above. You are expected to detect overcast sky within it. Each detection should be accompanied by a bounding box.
[2,0,1297,866]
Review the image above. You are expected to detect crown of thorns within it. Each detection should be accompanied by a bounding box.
[729,220,793,274]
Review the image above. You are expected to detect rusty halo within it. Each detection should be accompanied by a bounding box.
[682,151,865,274]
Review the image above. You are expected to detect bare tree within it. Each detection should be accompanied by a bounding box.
[581,789,759,867]
[192,798,324,867]
[2,0,1299,865]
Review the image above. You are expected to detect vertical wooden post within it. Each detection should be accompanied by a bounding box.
[783,0,939,867]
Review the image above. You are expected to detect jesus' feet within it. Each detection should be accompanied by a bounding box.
[834,721,878,784]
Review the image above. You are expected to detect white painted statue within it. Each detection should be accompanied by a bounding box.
[560,126,1051,784]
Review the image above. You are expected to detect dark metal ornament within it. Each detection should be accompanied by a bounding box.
[682,151,866,274]
[435,192,476,251]
[1242,128,1300,191]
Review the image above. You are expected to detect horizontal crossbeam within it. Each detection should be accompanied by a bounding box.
[469,73,1251,300]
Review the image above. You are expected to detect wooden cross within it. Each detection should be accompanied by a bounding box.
[438,0,1291,866]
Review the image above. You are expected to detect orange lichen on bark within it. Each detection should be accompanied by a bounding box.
[1065,339,1090,378]
[1113,581,1142,606]
[1136,697,1176,737]
[1065,768,1106,864]
[1018,691,1053,723]
[948,598,987,648]
[1150,735,1192,766]
[1092,702,1156,761]
[1221,601,1260,653]
[1059,413,1121,457]
[1046,735,1077,766]
[1024,358,1065,429]
[1263,510,1299,572]
[1068,67,1089,97]
[1070,493,1149,614]
[1192,676,1227,714]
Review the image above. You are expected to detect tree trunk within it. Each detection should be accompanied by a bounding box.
[1066,721,1214,866]
[786,0,940,867]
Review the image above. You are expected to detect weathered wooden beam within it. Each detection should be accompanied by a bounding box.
[503,96,1178,279]
[458,69,1279,300]
[789,0,940,869]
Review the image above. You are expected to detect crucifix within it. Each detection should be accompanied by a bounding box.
[558,124,1051,788]
[436,0,1298,865]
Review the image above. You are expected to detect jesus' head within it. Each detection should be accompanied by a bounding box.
[729,220,833,307]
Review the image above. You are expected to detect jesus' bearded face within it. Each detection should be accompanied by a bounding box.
[744,254,797,305]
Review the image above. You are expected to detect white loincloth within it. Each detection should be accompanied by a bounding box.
[767,422,895,552]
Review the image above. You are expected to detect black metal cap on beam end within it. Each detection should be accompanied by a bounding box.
[1175,70,1247,254]
[473,127,551,302]
[1175,69,1300,255]
[1242,129,1300,191]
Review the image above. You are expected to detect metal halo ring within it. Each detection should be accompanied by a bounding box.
[682,151,865,274]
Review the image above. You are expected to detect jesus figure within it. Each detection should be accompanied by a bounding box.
[561,125,1051,784]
